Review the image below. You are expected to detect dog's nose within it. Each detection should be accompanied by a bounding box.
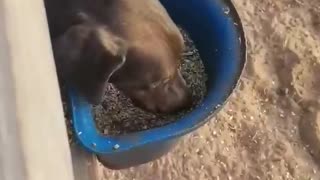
[87,95,103,105]
[83,86,105,105]
[157,91,193,113]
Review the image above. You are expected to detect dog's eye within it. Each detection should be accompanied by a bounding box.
[147,76,171,90]
[149,82,158,89]
[149,81,162,89]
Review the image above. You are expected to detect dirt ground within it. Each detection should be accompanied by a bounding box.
[99,0,320,179]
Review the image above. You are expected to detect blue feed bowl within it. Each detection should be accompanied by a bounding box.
[68,0,246,169]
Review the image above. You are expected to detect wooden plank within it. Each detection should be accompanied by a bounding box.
[71,146,100,180]
[0,0,74,179]
[0,21,26,180]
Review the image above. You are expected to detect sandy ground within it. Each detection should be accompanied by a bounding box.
[98,0,320,179]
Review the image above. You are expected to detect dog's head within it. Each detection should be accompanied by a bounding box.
[53,24,127,104]
[110,44,193,114]
[53,23,192,113]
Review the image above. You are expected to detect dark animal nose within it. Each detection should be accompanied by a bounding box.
[157,88,193,114]
[87,96,103,105]
[83,86,105,105]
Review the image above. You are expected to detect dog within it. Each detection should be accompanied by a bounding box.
[45,0,192,113]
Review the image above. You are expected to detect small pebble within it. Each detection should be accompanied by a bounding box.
[183,153,187,158]
[113,144,120,150]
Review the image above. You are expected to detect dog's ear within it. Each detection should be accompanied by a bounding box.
[52,24,128,104]
[83,27,128,82]
[52,24,127,82]
[52,24,93,82]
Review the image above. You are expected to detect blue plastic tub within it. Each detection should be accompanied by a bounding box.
[68,0,246,169]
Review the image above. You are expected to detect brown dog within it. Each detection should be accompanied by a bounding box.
[45,0,192,113]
